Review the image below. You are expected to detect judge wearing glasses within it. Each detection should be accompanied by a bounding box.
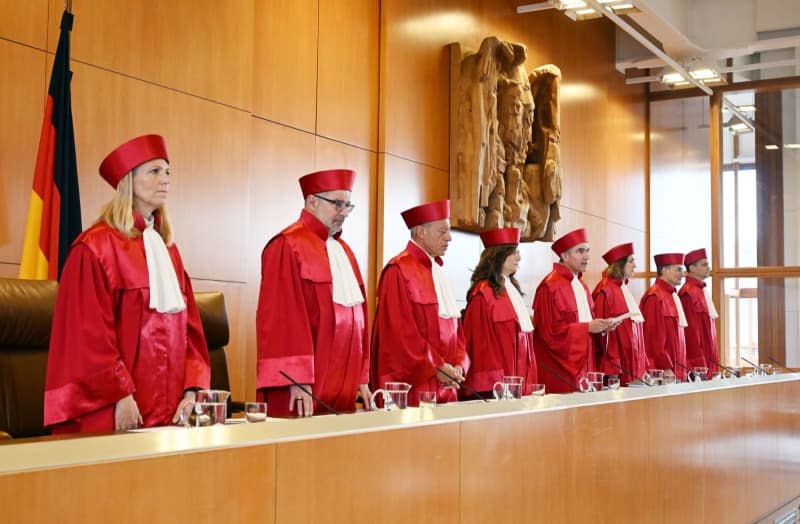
[256,169,371,417]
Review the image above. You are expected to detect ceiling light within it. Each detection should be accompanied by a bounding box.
[559,0,587,8]
[673,81,691,87]
[607,3,640,14]
[730,123,749,132]
[785,144,800,149]
[690,68,717,80]
[764,144,780,150]
[564,7,601,20]
[737,105,756,112]
[661,72,686,84]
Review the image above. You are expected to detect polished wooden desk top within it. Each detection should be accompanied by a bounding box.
[1,373,796,476]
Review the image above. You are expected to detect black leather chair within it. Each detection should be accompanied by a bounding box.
[0,278,240,438]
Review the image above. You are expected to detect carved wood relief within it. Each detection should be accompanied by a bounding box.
[449,37,562,241]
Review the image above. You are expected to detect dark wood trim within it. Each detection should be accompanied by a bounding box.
[647,75,800,102]
[710,92,723,353]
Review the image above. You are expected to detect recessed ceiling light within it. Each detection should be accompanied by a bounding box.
[785,144,800,149]
[765,144,780,150]
[690,68,718,80]
[737,105,756,112]
[661,72,685,83]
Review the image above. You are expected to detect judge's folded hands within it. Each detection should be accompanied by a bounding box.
[588,318,618,334]
[436,363,464,388]
[172,390,197,426]
[115,394,143,431]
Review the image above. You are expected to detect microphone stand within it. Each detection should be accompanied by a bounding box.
[279,370,341,415]
[435,367,489,402]
[606,360,651,387]
[537,359,582,393]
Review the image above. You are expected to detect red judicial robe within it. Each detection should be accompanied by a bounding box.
[44,216,211,434]
[592,276,647,385]
[640,278,687,380]
[463,280,536,395]
[679,276,719,374]
[371,242,467,405]
[256,210,369,417]
[532,263,595,393]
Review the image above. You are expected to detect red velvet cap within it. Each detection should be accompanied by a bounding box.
[551,228,588,256]
[654,253,684,266]
[299,169,355,197]
[99,134,169,188]
[602,242,634,265]
[684,248,708,267]
[401,200,450,228]
[480,227,521,247]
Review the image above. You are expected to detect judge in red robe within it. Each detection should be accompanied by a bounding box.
[532,228,615,393]
[640,253,688,381]
[463,227,536,396]
[371,200,468,405]
[592,242,648,385]
[256,169,370,417]
[44,134,211,434]
[679,248,719,375]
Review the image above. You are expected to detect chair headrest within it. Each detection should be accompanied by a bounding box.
[0,278,58,348]
[193,291,229,349]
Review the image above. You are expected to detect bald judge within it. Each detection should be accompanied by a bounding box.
[371,200,468,405]
[532,228,615,393]
[256,169,371,417]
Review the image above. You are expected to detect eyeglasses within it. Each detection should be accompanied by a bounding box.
[315,194,355,212]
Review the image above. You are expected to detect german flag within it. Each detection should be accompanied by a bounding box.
[19,10,82,280]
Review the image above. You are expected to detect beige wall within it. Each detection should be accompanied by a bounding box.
[0,0,646,401]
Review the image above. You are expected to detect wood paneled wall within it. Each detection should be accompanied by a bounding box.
[0,1,645,401]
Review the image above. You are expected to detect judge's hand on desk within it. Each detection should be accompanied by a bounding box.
[436,363,463,388]
[588,318,615,334]
[115,394,143,430]
[358,383,374,410]
[290,384,313,417]
[172,390,196,425]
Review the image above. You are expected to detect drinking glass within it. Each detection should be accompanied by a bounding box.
[245,402,268,422]
[419,391,437,408]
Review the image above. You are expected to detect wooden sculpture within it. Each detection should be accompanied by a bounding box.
[449,37,562,241]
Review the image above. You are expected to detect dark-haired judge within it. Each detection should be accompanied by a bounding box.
[462,227,536,396]
[592,242,647,385]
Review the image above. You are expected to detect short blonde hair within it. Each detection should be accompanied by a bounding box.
[97,171,173,245]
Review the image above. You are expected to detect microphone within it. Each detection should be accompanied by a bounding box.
[672,359,698,381]
[606,360,651,387]
[435,367,489,402]
[279,370,341,415]
[536,359,582,393]
[710,358,741,377]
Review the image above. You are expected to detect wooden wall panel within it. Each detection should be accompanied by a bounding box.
[744,384,781,522]
[777,379,800,502]
[68,60,251,283]
[48,0,253,110]
[645,394,706,524]
[461,410,573,523]
[1,445,276,524]
[252,0,318,131]
[317,0,380,150]
[703,388,747,522]
[0,0,48,48]
[276,424,460,523]
[0,41,47,267]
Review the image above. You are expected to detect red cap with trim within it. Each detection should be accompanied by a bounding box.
[551,228,588,256]
[602,242,634,265]
[480,227,521,247]
[684,248,708,267]
[401,200,450,228]
[99,134,169,188]
[654,253,684,266]
[299,169,355,197]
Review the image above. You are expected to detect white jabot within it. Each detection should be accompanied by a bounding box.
[620,282,645,323]
[326,238,364,307]
[571,275,593,323]
[703,286,719,319]
[430,261,460,318]
[142,219,186,314]
[504,279,533,332]
[672,292,688,327]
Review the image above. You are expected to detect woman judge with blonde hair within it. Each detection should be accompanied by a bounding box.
[591,242,647,385]
[44,134,210,434]
[462,227,537,396]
